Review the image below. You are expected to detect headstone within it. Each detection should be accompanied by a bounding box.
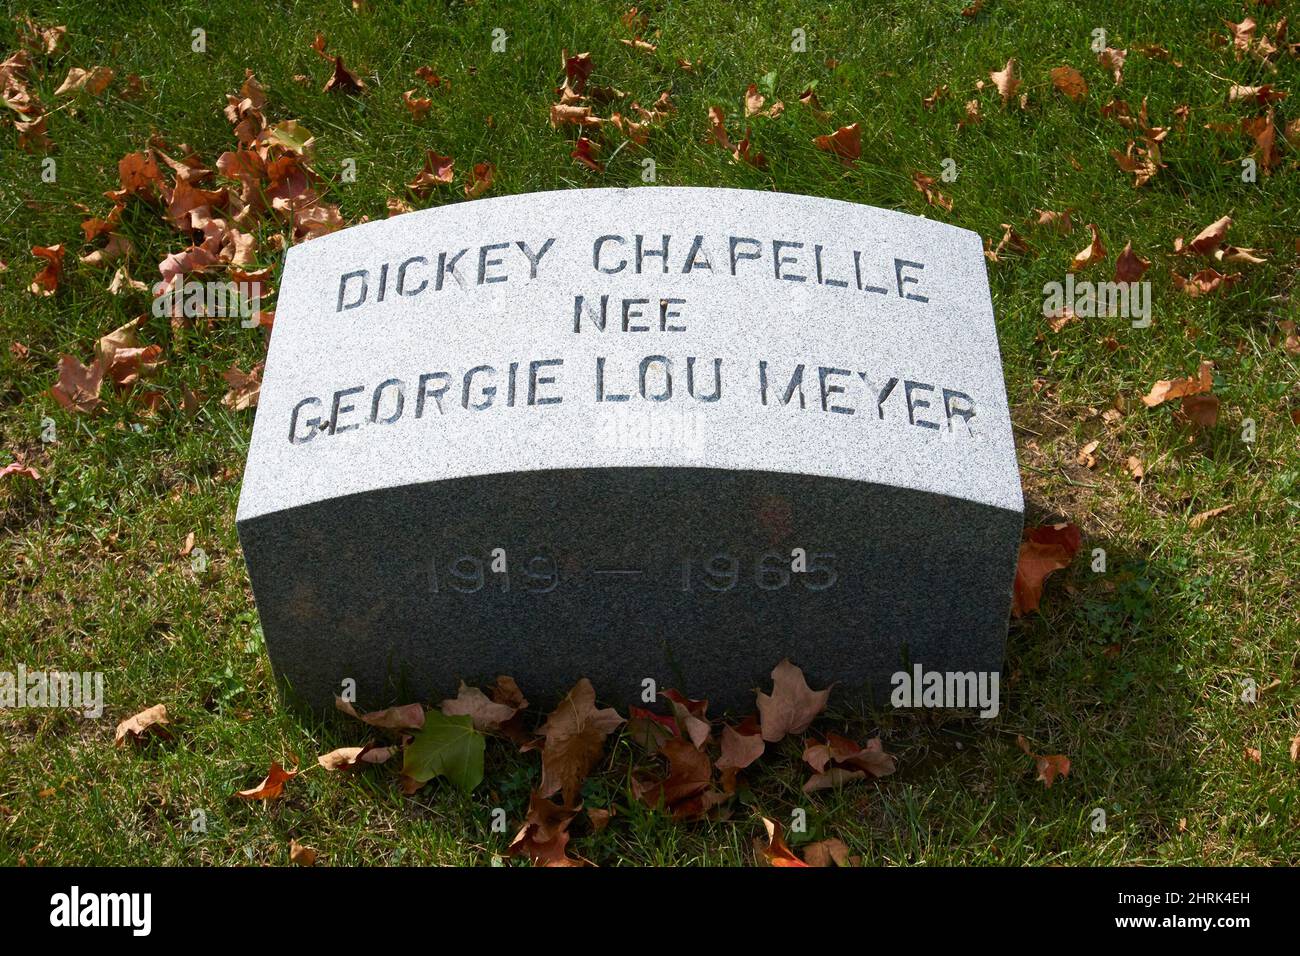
[236,187,1023,711]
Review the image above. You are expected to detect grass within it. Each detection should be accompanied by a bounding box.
[1,0,1298,866]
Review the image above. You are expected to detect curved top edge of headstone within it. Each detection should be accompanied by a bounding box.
[237,185,1022,524]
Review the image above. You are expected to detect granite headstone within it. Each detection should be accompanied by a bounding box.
[236,187,1023,710]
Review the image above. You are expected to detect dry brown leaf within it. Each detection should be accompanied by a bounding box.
[990,59,1020,105]
[1017,735,1071,787]
[114,704,172,745]
[756,659,831,742]
[1113,241,1151,282]
[1142,361,1213,408]
[535,678,624,807]
[1012,523,1081,616]
[911,171,953,211]
[812,123,861,164]
[221,362,263,410]
[234,761,299,800]
[1189,504,1233,529]
[1050,65,1088,102]
[289,839,317,866]
[1069,223,1106,272]
[759,816,809,867]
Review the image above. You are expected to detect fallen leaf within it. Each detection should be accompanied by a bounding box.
[802,838,853,867]
[1113,241,1150,282]
[757,659,831,742]
[1050,65,1088,102]
[50,354,104,414]
[507,791,584,867]
[28,244,65,296]
[1012,523,1082,616]
[324,56,365,94]
[54,65,114,97]
[812,123,861,164]
[289,839,317,866]
[990,59,1020,105]
[1142,361,1213,407]
[1098,47,1127,84]
[1189,504,1233,529]
[0,461,40,481]
[221,362,262,410]
[407,150,454,197]
[441,679,527,733]
[463,162,495,199]
[716,722,765,791]
[535,678,624,806]
[1069,223,1106,272]
[759,816,809,867]
[911,171,952,211]
[114,704,172,745]
[402,711,484,793]
[1017,735,1071,787]
[234,761,298,800]
[334,696,426,730]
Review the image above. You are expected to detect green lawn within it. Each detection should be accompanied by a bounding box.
[1,0,1297,866]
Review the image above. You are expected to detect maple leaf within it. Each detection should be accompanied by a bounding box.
[1097,47,1127,84]
[1113,241,1150,282]
[463,161,495,199]
[990,59,1020,106]
[635,737,716,819]
[54,65,114,97]
[759,816,809,867]
[922,84,948,109]
[402,89,432,120]
[1069,223,1106,272]
[235,761,299,800]
[317,743,395,770]
[757,659,831,742]
[798,87,831,122]
[289,839,317,866]
[716,722,765,792]
[441,678,528,734]
[1227,84,1287,106]
[50,354,104,414]
[221,362,263,410]
[1032,208,1074,233]
[662,689,711,748]
[1050,65,1088,102]
[1012,523,1082,617]
[802,838,854,867]
[1171,268,1241,297]
[1142,361,1213,408]
[0,461,40,481]
[407,150,454,197]
[535,678,624,806]
[402,711,484,793]
[28,244,64,296]
[911,171,953,211]
[335,695,426,730]
[812,123,861,165]
[507,791,584,867]
[1178,216,1232,256]
[627,705,679,750]
[324,55,366,94]
[571,136,604,172]
[114,704,172,745]
[1017,736,1071,788]
[1225,17,1257,57]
